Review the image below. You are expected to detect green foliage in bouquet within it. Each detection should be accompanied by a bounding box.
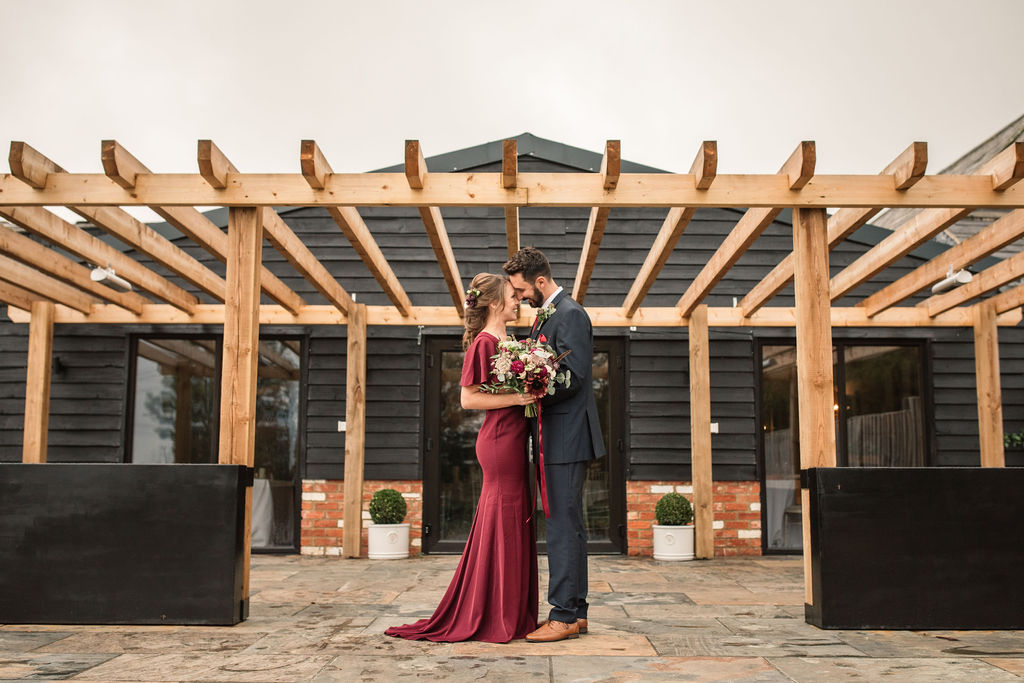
[1006,430,1024,449]
[369,488,407,525]
[655,492,694,526]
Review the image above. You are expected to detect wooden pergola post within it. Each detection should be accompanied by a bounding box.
[22,300,55,464]
[792,207,837,606]
[973,301,1005,467]
[342,302,368,558]
[689,304,714,558]
[218,206,263,614]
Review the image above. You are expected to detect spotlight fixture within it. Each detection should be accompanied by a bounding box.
[90,266,133,291]
[930,267,972,295]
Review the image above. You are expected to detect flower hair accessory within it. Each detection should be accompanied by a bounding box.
[465,288,482,308]
[536,303,556,325]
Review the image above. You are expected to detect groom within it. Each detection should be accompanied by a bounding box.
[503,247,606,642]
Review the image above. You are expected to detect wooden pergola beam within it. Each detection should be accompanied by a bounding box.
[8,141,64,188]
[792,207,837,607]
[103,140,305,314]
[343,302,367,558]
[0,206,198,314]
[740,142,928,316]
[198,140,238,189]
[678,141,815,317]
[983,280,1024,315]
[831,142,1024,302]
[0,279,39,311]
[572,141,624,303]
[861,209,1024,316]
[262,207,353,313]
[621,142,718,317]
[922,248,1024,316]
[218,206,263,610]
[406,141,465,315]
[11,302,1019,328]
[8,143,227,302]
[0,253,99,314]
[0,223,147,314]
[973,301,1005,467]
[6,172,1024,209]
[503,140,519,257]
[22,300,54,464]
[299,142,414,317]
[688,304,713,559]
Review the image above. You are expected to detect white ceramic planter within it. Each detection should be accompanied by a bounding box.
[652,524,695,561]
[367,523,410,559]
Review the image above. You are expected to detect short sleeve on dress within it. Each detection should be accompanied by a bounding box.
[461,334,496,387]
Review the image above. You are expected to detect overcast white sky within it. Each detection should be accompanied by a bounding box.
[2,0,1023,182]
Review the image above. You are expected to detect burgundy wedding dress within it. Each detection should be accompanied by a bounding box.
[386,331,538,643]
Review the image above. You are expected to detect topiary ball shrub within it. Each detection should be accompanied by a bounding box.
[655,492,694,526]
[369,488,407,525]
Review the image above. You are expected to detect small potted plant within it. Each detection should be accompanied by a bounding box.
[367,488,409,560]
[652,492,695,561]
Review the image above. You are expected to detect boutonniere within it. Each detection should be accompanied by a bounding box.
[536,304,556,325]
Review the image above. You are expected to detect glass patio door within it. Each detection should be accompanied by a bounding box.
[422,337,626,554]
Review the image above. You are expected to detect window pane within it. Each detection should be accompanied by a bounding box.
[252,340,301,550]
[132,339,217,464]
[844,345,925,467]
[760,345,802,551]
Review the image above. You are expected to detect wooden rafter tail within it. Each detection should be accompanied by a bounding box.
[832,143,1024,304]
[101,140,149,189]
[921,248,1024,317]
[198,139,238,189]
[8,141,65,188]
[621,141,714,317]
[0,223,147,314]
[300,140,332,189]
[327,205,413,316]
[990,141,1024,191]
[0,206,198,314]
[502,139,517,189]
[404,141,464,316]
[262,207,353,314]
[601,140,620,189]
[691,141,718,189]
[741,141,928,317]
[678,140,816,317]
[572,141,624,303]
[405,140,427,189]
[0,253,101,314]
[860,208,1024,317]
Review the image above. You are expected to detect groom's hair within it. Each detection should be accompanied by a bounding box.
[502,246,551,282]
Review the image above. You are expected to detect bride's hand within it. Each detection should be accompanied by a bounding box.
[516,393,537,406]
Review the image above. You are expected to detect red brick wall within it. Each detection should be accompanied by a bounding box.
[300,479,423,557]
[626,480,762,557]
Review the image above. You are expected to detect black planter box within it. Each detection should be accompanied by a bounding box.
[0,464,248,625]
[805,467,1024,629]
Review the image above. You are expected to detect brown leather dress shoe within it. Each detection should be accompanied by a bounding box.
[525,619,580,642]
[536,618,588,634]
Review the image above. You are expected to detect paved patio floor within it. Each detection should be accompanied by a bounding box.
[2,554,1023,681]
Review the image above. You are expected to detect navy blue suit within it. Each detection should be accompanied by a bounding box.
[532,290,605,624]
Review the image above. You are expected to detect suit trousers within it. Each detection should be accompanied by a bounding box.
[543,459,589,623]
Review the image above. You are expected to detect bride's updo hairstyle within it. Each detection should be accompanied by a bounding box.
[462,272,507,350]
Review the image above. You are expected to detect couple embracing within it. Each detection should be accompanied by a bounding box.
[386,247,606,644]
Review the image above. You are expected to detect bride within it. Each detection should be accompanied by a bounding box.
[385,272,538,643]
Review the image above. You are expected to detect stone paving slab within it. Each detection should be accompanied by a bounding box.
[0,554,1021,681]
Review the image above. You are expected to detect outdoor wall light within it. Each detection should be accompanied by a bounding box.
[931,267,972,295]
[90,265,133,291]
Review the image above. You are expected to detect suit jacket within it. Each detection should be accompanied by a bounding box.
[532,290,607,464]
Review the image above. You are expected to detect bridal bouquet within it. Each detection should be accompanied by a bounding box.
[482,335,571,418]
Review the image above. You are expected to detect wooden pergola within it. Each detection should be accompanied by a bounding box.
[2,138,1023,609]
